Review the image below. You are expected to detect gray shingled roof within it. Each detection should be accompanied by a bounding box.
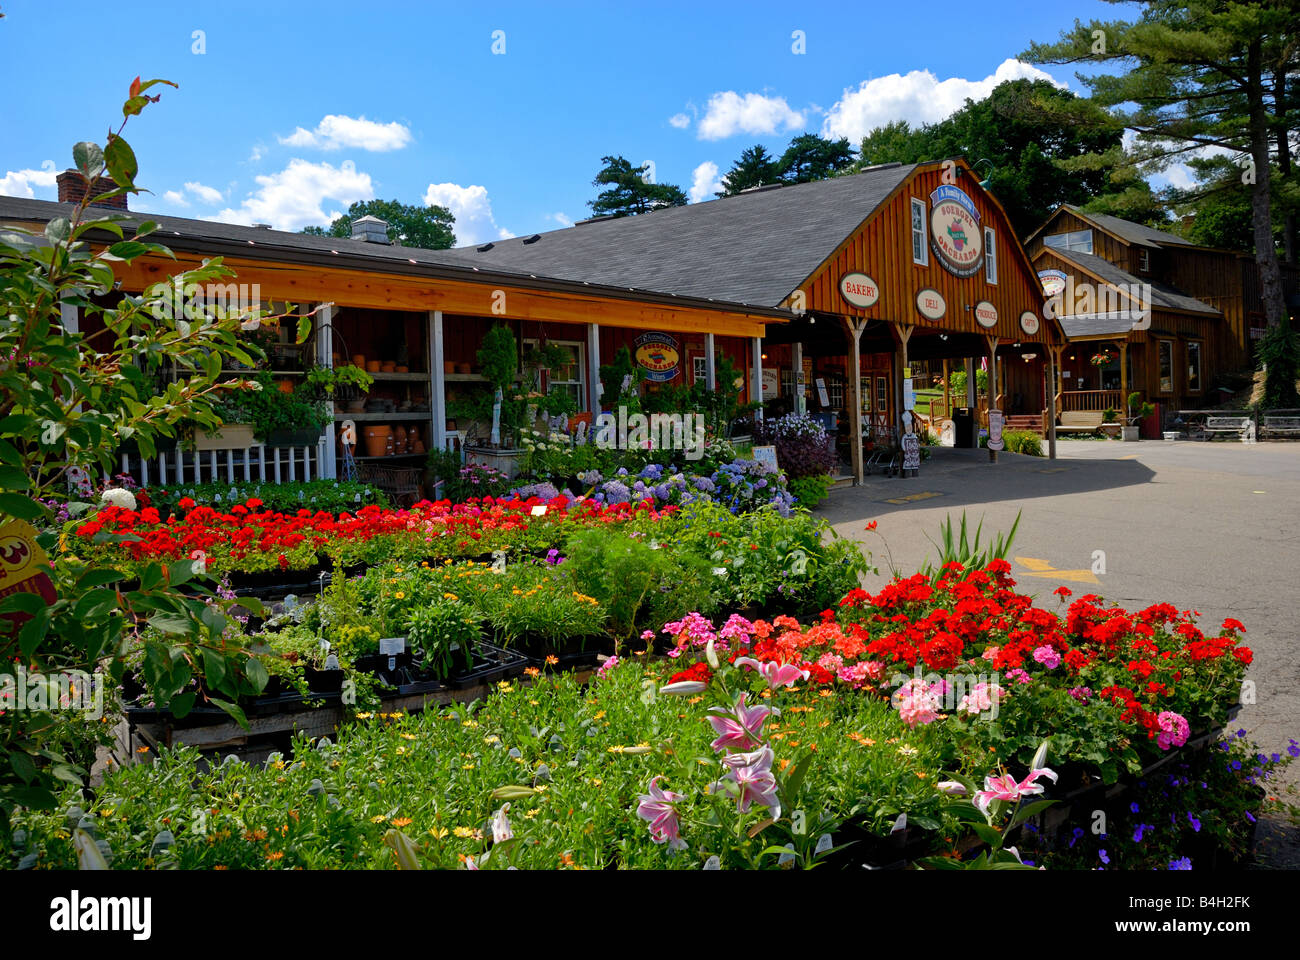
[1063,205,1193,249]
[1048,247,1220,317]
[422,164,919,307]
[1057,313,1147,338]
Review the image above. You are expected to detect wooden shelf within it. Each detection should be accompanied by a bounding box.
[349,453,426,461]
[445,373,488,382]
[368,372,429,381]
[221,368,305,375]
[335,412,431,421]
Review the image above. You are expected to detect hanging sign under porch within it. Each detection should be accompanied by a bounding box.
[928,185,984,277]
[839,272,879,309]
[634,332,680,382]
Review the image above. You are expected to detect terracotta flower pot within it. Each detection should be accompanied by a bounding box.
[457,362,472,375]
[443,360,456,375]
[366,360,382,373]
[363,424,392,457]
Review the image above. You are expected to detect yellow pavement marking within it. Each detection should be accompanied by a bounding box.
[1013,555,1101,585]
[1119,455,1139,460]
[1036,467,1069,474]
[1253,491,1267,494]
[882,491,944,505]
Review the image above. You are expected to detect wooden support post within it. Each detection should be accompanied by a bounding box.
[942,358,950,422]
[429,311,446,452]
[587,322,601,415]
[1046,348,1058,460]
[704,332,716,391]
[894,323,914,443]
[791,341,805,414]
[1119,340,1129,411]
[986,335,1000,463]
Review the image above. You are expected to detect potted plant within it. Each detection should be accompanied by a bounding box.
[466,324,527,475]
[305,364,374,401]
[1100,407,1121,439]
[1124,391,1155,441]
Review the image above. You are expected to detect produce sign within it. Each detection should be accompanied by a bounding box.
[928,185,984,277]
[634,332,680,383]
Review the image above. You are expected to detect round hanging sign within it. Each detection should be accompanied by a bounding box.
[839,272,879,309]
[928,185,984,277]
[974,300,999,329]
[916,288,946,321]
[1019,311,1041,336]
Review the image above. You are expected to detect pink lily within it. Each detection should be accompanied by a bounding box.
[491,803,513,844]
[711,744,781,818]
[707,692,774,753]
[735,657,810,690]
[637,776,688,850]
[973,766,1058,815]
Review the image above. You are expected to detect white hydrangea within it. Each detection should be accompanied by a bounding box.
[100,487,137,511]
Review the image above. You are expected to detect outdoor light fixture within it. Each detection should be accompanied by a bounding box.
[972,158,995,190]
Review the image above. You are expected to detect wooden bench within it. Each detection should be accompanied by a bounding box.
[1056,410,1106,433]
[1205,415,1256,443]
[1261,415,1300,439]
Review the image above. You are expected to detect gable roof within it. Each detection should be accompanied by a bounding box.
[1025,204,1194,250]
[1038,246,1220,317]
[421,163,918,307]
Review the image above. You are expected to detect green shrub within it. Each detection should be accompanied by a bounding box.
[787,472,832,507]
[1002,430,1043,456]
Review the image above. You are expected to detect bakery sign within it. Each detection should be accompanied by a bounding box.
[839,272,879,309]
[929,185,984,277]
[634,332,680,382]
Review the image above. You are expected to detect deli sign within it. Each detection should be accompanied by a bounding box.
[929,185,984,277]
[839,272,879,309]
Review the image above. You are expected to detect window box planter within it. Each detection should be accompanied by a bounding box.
[465,445,525,479]
[1099,423,1122,439]
[194,422,257,451]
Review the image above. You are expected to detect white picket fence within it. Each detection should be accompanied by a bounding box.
[119,441,328,487]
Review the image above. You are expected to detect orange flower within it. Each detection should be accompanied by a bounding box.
[266,851,284,861]
[391,817,413,828]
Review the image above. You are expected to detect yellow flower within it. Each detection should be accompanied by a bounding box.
[429,826,449,839]
[370,815,387,823]
[452,826,481,839]
[443,592,459,601]
[400,733,416,741]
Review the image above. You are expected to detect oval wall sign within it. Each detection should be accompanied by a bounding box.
[1019,310,1041,335]
[928,185,985,277]
[839,272,879,309]
[974,300,999,329]
[916,288,946,321]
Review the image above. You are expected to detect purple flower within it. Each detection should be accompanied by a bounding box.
[711,744,781,818]
[1187,812,1201,832]
[1099,849,1109,865]
[1168,857,1192,870]
[1133,823,1152,843]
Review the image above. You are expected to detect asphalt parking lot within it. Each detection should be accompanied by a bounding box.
[820,437,1300,867]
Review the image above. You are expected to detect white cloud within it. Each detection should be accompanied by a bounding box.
[669,113,691,130]
[689,161,724,203]
[213,158,374,230]
[184,181,224,205]
[0,160,57,199]
[424,182,509,246]
[163,189,189,207]
[280,114,412,152]
[822,59,1066,142]
[697,92,805,141]
[546,212,572,228]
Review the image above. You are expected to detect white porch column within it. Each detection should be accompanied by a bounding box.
[704,332,716,391]
[749,337,763,418]
[586,322,601,415]
[59,302,80,333]
[429,310,446,451]
[844,318,868,486]
[313,303,336,480]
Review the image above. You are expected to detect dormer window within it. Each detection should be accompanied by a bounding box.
[1138,249,1150,272]
[1044,229,1093,254]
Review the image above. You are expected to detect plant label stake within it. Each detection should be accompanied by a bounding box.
[379,637,405,672]
[702,856,720,870]
[815,833,833,857]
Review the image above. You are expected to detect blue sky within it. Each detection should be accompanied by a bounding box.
[1,0,1132,245]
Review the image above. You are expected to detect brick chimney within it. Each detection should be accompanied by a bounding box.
[56,169,129,210]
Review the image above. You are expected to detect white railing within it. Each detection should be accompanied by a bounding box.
[119,441,328,487]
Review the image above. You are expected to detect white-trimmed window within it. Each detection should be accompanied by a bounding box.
[1186,341,1203,392]
[984,226,997,284]
[1138,249,1151,272]
[1157,339,1174,394]
[692,355,708,385]
[911,198,928,265]
[523,339,585,410]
